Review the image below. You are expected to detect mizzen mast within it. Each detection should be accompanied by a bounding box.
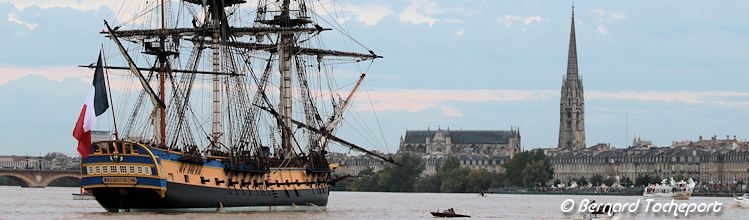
[156,0,168,146]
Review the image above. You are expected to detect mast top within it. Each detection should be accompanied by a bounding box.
[183,0,246,7]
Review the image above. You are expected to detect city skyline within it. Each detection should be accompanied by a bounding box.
[0,0,748,156]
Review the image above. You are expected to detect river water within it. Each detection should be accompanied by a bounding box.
[0,186,746,219]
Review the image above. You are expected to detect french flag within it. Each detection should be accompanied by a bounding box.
[73,53,109,158]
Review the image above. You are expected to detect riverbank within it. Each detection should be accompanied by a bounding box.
[488,187,746,197]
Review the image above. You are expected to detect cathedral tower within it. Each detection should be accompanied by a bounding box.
[558,7,586,150]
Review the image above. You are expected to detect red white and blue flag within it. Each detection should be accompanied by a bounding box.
[73,53,109,158]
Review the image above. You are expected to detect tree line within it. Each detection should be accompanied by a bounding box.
[331,149,554,193]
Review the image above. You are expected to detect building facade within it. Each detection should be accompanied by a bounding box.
[329,128,520,176]
[0,152,79,170]
[397,128,521,157]
[558,8,586,150]
[548,136,749,185]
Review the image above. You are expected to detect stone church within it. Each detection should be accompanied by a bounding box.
[397,128,521,157]
[558,7,586,150]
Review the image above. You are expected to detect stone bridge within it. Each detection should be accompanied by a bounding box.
[0,169,80,188]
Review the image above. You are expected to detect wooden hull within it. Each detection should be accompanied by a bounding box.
[91,182,328,212]
[81,141,331,212]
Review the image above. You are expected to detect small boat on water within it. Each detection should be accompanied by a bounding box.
[642,178,695,200]
[72,188,95,200]
[734,193,749,208]
[430,208,470,218]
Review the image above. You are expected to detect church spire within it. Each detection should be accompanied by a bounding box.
[566,5,578,78]
[558,5,586,150]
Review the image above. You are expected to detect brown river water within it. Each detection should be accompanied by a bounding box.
[0,186,746,219]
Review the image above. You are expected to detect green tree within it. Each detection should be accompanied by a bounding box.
[414,174,441,192]
[590,175,604,187]
[374,153,424,192]
[521,160,553,187]
[674,174,687,181]
[620,177,632,187]
[502,149,554,187]
[577,176,588,187]
[553,179,562,187]
[603,177,616,187]
[490,172,506,188]
[437,156,469,192]
[635,175,661,187]
[465,168,493,192]
[348,167,379,191]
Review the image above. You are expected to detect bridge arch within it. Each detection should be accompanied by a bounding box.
[41,173,81,187]
[0,172,34,187]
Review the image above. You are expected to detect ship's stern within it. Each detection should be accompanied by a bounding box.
[80,141,167,212]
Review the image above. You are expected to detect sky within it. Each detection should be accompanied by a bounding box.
[0,0,748,156]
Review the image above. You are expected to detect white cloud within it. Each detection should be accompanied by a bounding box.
[591,8,626,34]
[352,88,749,117]
[441,106,463,117]
[309,0,393,26]
[523,16,542,25]
[0,66,88,85]
[587,91,749,104]
[596,26,607,34]
[343,4,393,26]
[610,12,626,20]
[357,89,556,113]
[499,15,518,26]
[399,0,440,26]
[0,0,116,11]
[453,28,464,37]
[498,15,545,27]
[7,13,37,30]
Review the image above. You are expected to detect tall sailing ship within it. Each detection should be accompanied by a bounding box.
[78,0,394,212]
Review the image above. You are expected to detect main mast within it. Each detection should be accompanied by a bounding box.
[278,0,294,157]
[101,0,392,163]
[209,2,224,152]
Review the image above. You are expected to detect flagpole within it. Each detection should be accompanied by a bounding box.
[101,44,120,140]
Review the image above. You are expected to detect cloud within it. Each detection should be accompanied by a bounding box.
[454,28,464,37]
[342,3,393,26]
[1,0,163,25]
[0,66,180,92]
[591,8,626,34]
[358,89,556,114]
[0,66,89,85]
[498,15,545,27]
[352,88,749,117]
[499,15,518,26]
[0,0,115,11]
[399,0,440,26]
[7,12,38,30]
[587,91,749,104]
[523,16,543,25]
[440,106,463,117]
[308,1,394,26]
